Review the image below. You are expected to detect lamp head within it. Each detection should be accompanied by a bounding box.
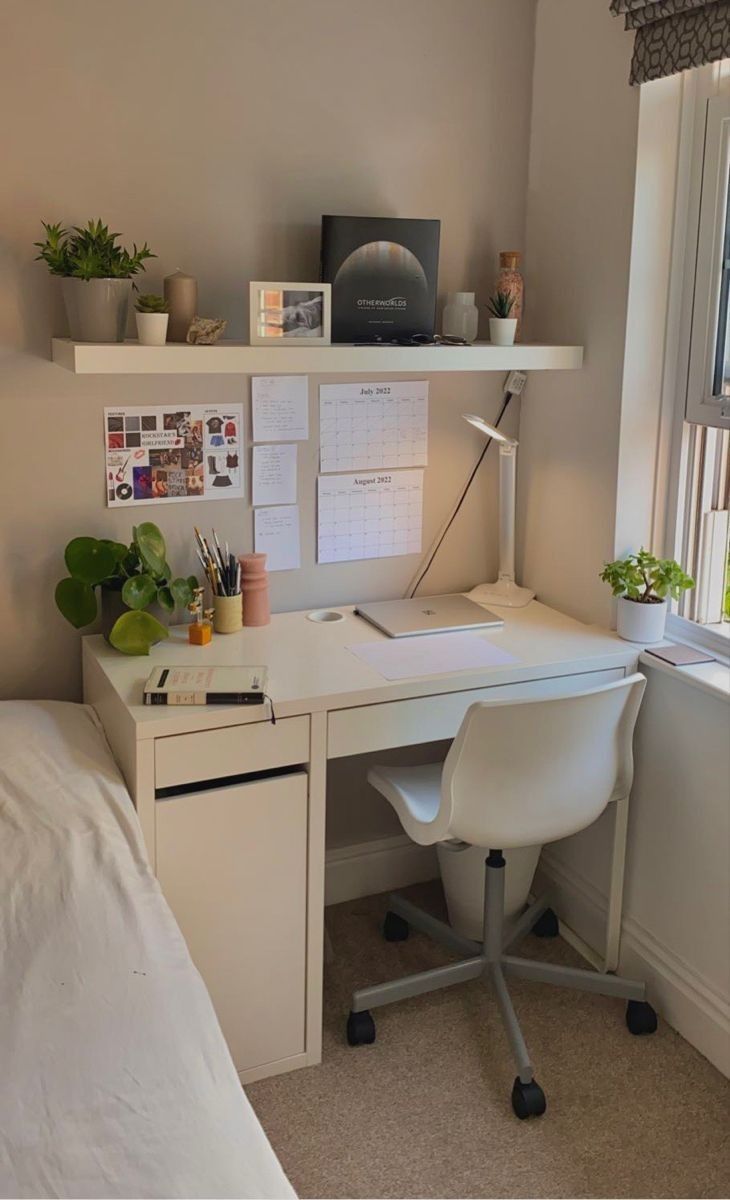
[462,412,518,447]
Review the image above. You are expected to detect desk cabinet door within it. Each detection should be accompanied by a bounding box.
[156,772,307,1076]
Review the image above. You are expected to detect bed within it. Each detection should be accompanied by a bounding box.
[0,700,295,1200]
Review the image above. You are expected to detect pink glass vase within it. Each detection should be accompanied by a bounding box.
[239,553,271,626]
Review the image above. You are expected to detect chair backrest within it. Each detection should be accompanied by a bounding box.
[440,673,647,849]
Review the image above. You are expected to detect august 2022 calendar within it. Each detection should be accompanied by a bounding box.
[317,470,423,564]
[319,380,428,473]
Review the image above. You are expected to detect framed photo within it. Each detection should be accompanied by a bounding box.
[249,281,331,345]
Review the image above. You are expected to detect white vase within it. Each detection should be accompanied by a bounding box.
[443,292,479,343]
[489,317,517,346]
[616,596,668,643]
[135,311,169,346]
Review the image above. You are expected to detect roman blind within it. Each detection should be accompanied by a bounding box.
[610,0,730,84]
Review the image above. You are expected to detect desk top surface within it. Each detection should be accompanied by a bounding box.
[83,600,638,739]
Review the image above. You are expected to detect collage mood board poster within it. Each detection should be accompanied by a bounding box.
[104,405,244,507]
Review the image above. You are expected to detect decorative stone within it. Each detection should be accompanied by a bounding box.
[186,316,228,345]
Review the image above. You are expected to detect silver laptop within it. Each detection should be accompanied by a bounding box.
[354,593,504,638]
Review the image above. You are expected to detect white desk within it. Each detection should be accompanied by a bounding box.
[83,600,638,1084]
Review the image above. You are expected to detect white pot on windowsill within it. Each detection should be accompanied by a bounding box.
[616,596,668,643]
[135,311,169,346]
[489,317,517,346]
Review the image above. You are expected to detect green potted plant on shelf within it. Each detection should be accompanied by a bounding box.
[599,548,694,643]
[135,293,169,346]
[35,218,155,343]
[55,522,198,655]
[486,290,517,347]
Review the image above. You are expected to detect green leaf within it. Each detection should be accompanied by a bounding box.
[186,574,199,592]
[157,585,175,613]
[169,576,194,609]
[121,573,157,610]
[98,538,128,566]
[55,577,98,628]
[135,522,167,577]
[64,536,118,585]
[109,610,169,655]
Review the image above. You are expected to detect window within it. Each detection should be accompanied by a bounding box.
[666,69,730,652]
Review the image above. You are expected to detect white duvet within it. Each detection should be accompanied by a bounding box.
[0,701,295,1200]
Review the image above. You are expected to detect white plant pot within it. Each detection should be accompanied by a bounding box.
[135,312,169,346]
[616,596,668,644]
[489,317,517,346]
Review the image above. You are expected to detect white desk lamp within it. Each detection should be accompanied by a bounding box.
[462,412,535,608]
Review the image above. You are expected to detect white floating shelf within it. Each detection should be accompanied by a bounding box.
[51,338,583,375]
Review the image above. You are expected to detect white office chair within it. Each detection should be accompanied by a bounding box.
[346,673,657,1119]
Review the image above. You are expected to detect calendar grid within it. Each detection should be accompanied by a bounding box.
[317,470,424,564]
[319,380,428,473]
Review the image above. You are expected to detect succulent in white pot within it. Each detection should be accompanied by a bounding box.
[135,293,169,345]
[486,289,517,346]
[600,549,694,644]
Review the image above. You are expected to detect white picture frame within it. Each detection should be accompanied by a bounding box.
[249,281,331,346]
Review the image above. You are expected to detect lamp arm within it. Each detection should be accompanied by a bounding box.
[498,443,517,582]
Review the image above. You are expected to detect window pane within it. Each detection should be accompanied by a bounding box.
[711,156,730,398]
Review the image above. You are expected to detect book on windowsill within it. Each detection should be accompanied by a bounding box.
[143,665,268,706]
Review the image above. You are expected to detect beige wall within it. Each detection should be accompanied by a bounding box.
[517,0,640,625]
[0,0,536,701]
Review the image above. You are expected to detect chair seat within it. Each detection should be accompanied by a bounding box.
[367,762,444,845]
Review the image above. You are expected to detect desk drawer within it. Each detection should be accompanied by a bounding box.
[155,715,309,789]
[327,668,625,758]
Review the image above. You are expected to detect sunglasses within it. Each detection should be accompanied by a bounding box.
[352,333,468,347]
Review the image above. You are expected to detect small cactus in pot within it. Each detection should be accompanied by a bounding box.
[485,290,517,346]
[135,293,169,346]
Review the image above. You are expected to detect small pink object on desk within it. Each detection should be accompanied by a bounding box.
[239,552,270,626]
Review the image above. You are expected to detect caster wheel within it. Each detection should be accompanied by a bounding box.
[626,999,658,1035]
[383,911,409,942]
[347,1010,376,1046]
[532,907,559,938]
[511,1077,547,1119]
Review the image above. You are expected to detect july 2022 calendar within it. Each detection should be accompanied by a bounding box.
[317,470,423,564]
[319,380,428,473]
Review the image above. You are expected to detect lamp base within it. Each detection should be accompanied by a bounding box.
[468,578,535,609]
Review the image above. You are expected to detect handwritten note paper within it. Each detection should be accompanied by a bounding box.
[252,376,309,442]
[254,505,301,571]
[252,443,297,507]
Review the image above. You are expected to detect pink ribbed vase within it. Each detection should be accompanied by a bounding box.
[239,553,271,626]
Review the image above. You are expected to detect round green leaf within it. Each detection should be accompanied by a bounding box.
[169,576,193,609]
[98,538,128,568]
[64,536,118,585]
[157,585,175,613]
[121,573,157,610]
[186,574,199,592]
[55,577,98,628]
[108,610,169,655]
[135,522,167,577]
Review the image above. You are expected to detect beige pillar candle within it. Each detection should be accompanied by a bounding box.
[164,269,198,342]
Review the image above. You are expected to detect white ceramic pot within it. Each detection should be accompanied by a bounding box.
[135,311,169,346]
[616,596,668,643]
[489,317,517,346]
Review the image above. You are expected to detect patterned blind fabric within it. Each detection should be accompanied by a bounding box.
[610,0,730,83]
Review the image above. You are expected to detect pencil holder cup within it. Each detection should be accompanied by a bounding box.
[213,593,243,634]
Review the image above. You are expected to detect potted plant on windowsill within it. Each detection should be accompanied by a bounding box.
[486,290,517,346]
[135,293,169,346]
[35,219,155,343]
[600,549,694,643]
[55,521,198,655]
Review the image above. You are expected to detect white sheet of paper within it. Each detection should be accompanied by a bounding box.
[317,469,423,563]
[252,443,297,507]
[319,380,428,472]
[347,633,517,681]
[254,505,301,571]
[252,375,309,442]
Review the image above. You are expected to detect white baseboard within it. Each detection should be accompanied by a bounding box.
[536,851,730,1077]
[325,833,439,907]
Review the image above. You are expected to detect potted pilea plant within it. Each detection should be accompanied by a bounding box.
[135,293,169,346]
[600,549,694,643]
[486,290,517,346]
[55,522,198,655]
[35,219,154,343]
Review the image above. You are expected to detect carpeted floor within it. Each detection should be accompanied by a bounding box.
[247,883,730,1199]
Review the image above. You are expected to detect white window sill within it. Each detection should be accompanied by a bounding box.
[639,649,730,702]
